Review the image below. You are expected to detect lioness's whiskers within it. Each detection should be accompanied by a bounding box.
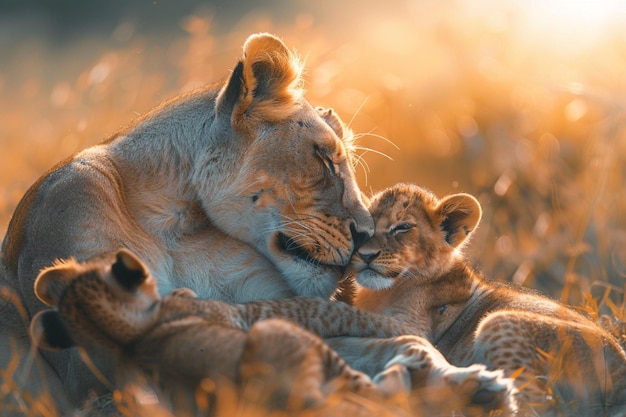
[345,97,369,132]
[351,144,395,161]
[352,131,399,150]
[353,152,372,182]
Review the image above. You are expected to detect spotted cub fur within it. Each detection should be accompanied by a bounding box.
[30,250,385,415]
[30,249,514,415]
[350,183,626,415]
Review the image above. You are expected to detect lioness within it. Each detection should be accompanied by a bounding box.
[347,183,626,415]
[0,33,373,412]
[29,248,515,416]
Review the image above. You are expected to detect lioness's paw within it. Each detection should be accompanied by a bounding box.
[439,364,517,415]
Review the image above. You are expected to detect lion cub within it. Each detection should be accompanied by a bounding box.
[29,249,390,415]
[30,249,515,416]
[350,183,626,415]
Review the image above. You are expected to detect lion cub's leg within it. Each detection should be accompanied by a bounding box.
[381,335,517,416]
[328,335,517,415]
[169,288,197,298]
[472,310,626,414]
[239,318,380,413]
[472,311,550,409]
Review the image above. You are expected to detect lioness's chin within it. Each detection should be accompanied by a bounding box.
[269,233,343,297]
[266,233,344,298]
[355,270,395,290]
[269,258,341,298]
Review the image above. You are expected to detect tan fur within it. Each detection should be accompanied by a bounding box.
[351,183,626,415]
[30,249,384,415]
[0,33,374,409]
[31,249,516,416]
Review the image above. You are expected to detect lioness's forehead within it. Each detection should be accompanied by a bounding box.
[266,108,344,150]
[298,112,346,152]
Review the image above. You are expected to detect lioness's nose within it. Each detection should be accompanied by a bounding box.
[350,222,371,251]
[351,207,374,239]
[343,182,374,239]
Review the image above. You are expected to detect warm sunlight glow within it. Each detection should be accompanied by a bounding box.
[520,0,626,47]
[2,0,626,308]
[3,2,626,414]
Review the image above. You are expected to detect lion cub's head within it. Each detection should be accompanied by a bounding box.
[350,183,481,290]
[30,249,160,354]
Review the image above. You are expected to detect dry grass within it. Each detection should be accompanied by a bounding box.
[1,0,626,415]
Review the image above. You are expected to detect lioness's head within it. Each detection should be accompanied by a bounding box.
[350,183,481,290]
[203,33,374,297]
[30,249,160,353]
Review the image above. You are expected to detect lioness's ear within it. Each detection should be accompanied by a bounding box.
[216,33,303,124]
[34,260,80,306]
[242,33,303,105]
[112,249,150,291]
[216,60,245,119]
[30,310,75,351]
[437,193,482,248]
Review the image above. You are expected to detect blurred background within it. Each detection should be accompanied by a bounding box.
[1,0,625,313]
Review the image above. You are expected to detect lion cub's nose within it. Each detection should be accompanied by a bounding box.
[357,247,381,264]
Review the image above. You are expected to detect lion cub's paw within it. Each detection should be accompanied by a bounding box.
[439,364,518,415]
[373,363,411,396]
[381,341,517,415]
[169,288,198,298]
[382,340,444,382]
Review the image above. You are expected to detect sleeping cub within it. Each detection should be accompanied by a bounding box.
[29,249,388,415]
[30,249,514,415]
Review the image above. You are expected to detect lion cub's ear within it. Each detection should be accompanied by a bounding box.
[317,107,345,140]
[436,193,482,249]
[34,259,81,306]
[217,33,303,123]
[30,310,75,351]
[111,249,150,291]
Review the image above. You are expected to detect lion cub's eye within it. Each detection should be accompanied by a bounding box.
[390,223,412,235]
[438,304,447,315]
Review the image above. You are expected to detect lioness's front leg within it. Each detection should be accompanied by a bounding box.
[327,336,517,415]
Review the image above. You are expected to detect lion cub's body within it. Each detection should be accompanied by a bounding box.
[31,249,518,416]
[351,183,626,415]
[30,250,390,415]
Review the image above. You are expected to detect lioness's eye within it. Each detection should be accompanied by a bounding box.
[322,156,335,175]
[390,223,412,235]
[315,146,337,177]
